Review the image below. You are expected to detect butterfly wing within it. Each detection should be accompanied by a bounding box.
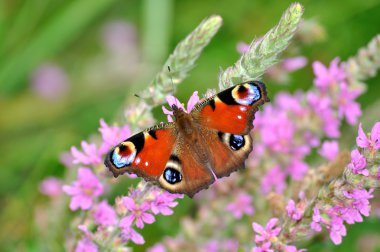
[194,81,269,135]
[192,81,268,178]
[205,129,253,178]
[104,123,215,197]
[104,123,177,181]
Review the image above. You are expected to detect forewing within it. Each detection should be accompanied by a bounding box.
[194,81,269,135]
[104,123,177,181]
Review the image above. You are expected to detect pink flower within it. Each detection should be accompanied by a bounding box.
[71,141,101,165]
[306,92,340,137]
[261,166,286,194]
[356,122,380,150]
[120,197,155,229]
[337,82,361,125]
[286,199,304,221]
[312,58,345,90]
[320,109,341,138]
[252,242,273,252]
[93,201,117,226]
[275,92,306,117]
[343,188,373,217]
[282,56,307,72]
[63,168,104,211]
[310,207,322,232]
[162,91,199,122]
[39,177,62,197]
[150,191,182,216]
[75,238,98,252]
[348,149,368,176]
[252,218,281,243]
[328,216,346,245]
[260,110,295,153]
[225,192,255,219]
[98,119,131,155]
[31,64,69,100]
[318,141,339,161]
[306,91,331,112]
[120,227,145,244]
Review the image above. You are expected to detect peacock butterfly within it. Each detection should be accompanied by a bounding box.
[104,81,269,197]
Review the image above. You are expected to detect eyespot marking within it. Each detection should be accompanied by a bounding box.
[111,142,137,168]
[229,134,245,151]
[232,84,261,105]
[218,132,246,151]
[163,167,182,184]
[169,154,181,164]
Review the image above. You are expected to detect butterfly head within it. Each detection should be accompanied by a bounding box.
[171,104,187,120]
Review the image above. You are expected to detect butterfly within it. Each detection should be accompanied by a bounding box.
[104,81,269,197]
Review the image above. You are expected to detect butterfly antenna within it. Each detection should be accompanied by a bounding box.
[167,66,180,110]
[168,66,174,89]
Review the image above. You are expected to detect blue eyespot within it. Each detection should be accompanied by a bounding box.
[164,168,182,184]
[229,135,245,151]
[112,150,136,168]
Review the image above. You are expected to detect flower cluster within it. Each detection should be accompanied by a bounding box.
[275,122,380,248]
[249,57,362,196]
[252,218,305,252]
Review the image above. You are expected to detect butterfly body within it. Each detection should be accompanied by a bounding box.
[105,81,269,197]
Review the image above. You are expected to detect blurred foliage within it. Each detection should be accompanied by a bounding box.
[0,0,380,251]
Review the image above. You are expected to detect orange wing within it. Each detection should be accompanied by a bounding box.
[104,124,177,180]
[204,130,253,178]
[194,81,269,135]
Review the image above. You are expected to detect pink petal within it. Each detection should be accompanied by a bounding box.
[62,185,78,196]
[123,197,136,210]
[120,215,135,228]
[252,223,264,234]
[130,228,145,244]
[135,218,144,228]
[187,91,200,112]
[79,196,93,210]
[282,56,307,72]
[167,115,173,122]
[69,197,81,211]
[161,208,174,216]
[272,227,281,236]
[266,218,279,230]
[371,122,380,149]
[345,102,361,125]
[166,95,184,111]
[312,61,328,79]
[330,231,342,245]
[141,213,155,224]
[161,106,173,115]
[356,123,370,148]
